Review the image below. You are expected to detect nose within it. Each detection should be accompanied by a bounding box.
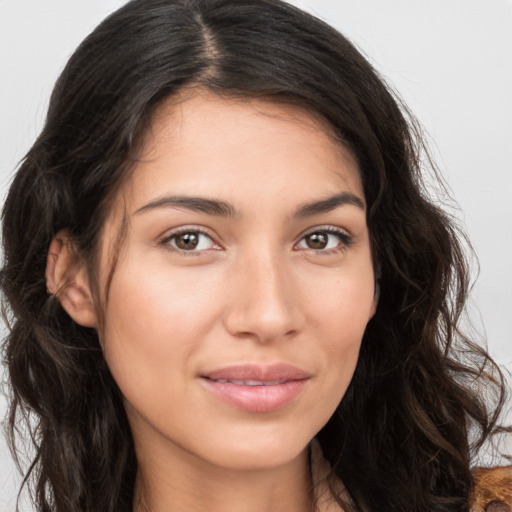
[222,249,304,344]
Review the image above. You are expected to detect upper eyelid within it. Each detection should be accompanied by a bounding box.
[294,225,354,252]
[158,224,352,248]
[158,226,223,250]
[160,225,217,240]
[297,224,352,239]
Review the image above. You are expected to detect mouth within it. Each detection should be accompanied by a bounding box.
[200,363,311,413]
[206,379,288,386]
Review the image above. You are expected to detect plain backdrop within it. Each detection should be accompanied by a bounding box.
[1,1,511,510]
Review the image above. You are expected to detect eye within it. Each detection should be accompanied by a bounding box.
[296,228,352,253]
[163,229,218,252]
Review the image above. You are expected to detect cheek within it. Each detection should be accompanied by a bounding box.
[98,259,225,400]
[304,266,374,396]
[305,263,375,338]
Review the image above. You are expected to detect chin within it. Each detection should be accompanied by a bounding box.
[190,423,314,472]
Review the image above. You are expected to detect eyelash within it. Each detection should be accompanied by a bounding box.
[159,227,220,256]
[295,226,354,255]
[158,226,353,256]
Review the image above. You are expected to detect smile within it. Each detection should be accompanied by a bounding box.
[200,363,310,413]
[209,379,288,386]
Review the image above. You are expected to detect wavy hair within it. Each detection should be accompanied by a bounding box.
[1,1,509,511]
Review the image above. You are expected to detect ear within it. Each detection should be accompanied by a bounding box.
[46,230,98,328]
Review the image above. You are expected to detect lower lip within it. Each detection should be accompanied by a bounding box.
[201,378,308,413]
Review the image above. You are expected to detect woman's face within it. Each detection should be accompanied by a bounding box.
[95,91,376,471]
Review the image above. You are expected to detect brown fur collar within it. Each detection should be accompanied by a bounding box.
[470,466,512,512]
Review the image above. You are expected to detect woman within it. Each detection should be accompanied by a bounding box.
[1,1,509,511]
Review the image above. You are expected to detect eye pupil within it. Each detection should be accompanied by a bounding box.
[306,232,328,249]
[175,232,199,250]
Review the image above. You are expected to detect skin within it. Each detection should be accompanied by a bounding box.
[49,90,377,512]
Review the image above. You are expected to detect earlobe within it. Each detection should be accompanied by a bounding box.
[46,230,98,328]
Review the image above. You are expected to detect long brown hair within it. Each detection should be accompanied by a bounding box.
[1,1,509,511]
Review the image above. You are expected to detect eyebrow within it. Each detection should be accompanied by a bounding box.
[294,192,365,217]
[134,191,365,218]
[134,196,238,217]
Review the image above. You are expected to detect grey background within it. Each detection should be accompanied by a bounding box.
[1,1,511,510]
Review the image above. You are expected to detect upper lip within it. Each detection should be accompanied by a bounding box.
[201,363,311,382]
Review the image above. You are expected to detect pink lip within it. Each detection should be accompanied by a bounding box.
[200,363,310,413]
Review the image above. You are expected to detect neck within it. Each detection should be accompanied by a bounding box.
[132,444,313,512]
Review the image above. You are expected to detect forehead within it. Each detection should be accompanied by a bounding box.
[119,90,364,215]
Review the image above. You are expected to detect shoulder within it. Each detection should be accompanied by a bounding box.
[470,466,512,512]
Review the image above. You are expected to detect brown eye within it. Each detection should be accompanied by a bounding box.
[296,228,352,252]
[305,232,329,249]
[167,231,216,252]
[175,232,199,250]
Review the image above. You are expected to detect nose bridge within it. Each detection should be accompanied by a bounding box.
[224,243,301,342]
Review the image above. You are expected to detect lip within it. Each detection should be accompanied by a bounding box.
[200,363,311,413]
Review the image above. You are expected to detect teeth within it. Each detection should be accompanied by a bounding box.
[245,380,265,386]
[213,379,286,386]
[261,380,286,386]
